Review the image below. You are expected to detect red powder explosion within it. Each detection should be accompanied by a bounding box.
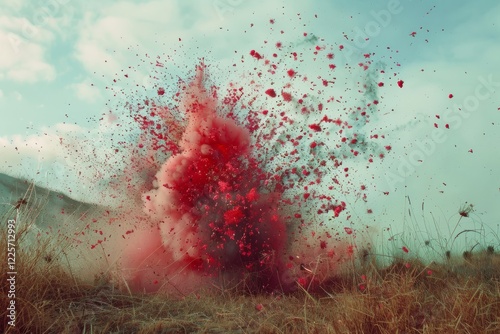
[83,19,398,295]
[132,65,288,291]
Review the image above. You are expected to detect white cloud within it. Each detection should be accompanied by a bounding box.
[12,91,23,101]
[0,19,56,83]
[70,77,102,102]
[72,0,319,82]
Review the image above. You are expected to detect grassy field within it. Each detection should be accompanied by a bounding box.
[1,204,500,333]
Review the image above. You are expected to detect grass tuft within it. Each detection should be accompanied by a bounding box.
[1,203,500,333]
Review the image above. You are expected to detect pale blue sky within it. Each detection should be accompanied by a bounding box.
[1,0,499,255]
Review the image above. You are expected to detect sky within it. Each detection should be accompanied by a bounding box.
[1,0,499,257]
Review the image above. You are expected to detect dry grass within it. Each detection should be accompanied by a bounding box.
[1,206,500,333]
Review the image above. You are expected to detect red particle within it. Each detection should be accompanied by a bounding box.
[445,124,450,129]
[410,31,417,37]
[287,69,296,77]
[320,240,327,249]
[367,209,373,214]
[310,141,317,148]
[378,82,384,87]
[276,42,282,48]
[318,103,323,111]
[397,80,404,88]
[339,45,344,50]
[246,188,259,201]
[344,227,353,235]
[468,149,473,153]
[294,213,302,219]
[157,87,165,95]
[250,50,263,60]
[385,145,392,151]
[297,277,308,288]
[449,93,453,99]
[255,304,263,311]
[224,207,245,225]
[402,246,409,253]
[262,109,269,115]
[308,124,322,132]
[303,193,310,200]
[327,53,334,59]
[281,91,292,102]
[265,89,277,97]
[270,19,275,24]
[434,123,438,128]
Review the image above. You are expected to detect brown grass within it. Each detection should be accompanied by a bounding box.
[1,208,500,333]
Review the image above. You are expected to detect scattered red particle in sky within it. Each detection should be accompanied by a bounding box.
[339,45,344,50]
[397,80,404,88]
[281,91,292,101]
[287,69,296,77]
[410,32,417,37]
[402,246,409,253]
[250,49,263,60]
[344,227,353,235]
[445,124,450,129]
[378,82,384,87]
[157,87,165,95]
[308,124,322,132]
[448,93,453,98]
[434,123,438,128]
[265,88,277,97]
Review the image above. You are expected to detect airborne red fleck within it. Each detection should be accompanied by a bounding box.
[265,88,277,97]
[308,124,322,132]
[397,80,404,88]
[281,91,292,102]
